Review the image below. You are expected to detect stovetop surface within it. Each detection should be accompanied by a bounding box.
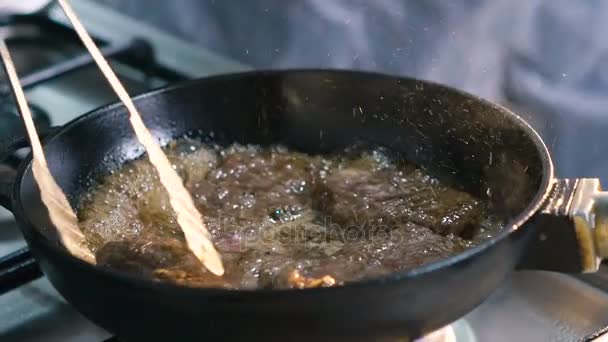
[1,1,608,341]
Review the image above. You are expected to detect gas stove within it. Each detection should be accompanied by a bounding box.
[1,1,608,341]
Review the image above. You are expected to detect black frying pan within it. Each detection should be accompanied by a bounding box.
[0,70,606,341]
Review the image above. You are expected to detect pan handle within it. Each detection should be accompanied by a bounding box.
[569,179,608,267]
[0,126,59,211]
[517,178,608,273]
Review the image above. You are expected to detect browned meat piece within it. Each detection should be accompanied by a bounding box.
[96,238,187,274]
[260,224,471,287]
[334,224,471,274]
[286,270,336,289]
[191,146,319,228]
[96,237,230,288]
[153,268,231,288]
[81,141,502,290]
[315,167,483,237]
[258,261,345,289]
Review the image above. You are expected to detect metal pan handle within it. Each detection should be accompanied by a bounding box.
[518,178,608,273]
[569,179,608,266]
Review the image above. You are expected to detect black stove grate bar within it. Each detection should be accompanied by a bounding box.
[0,39,157,94]
[0,247,41,295]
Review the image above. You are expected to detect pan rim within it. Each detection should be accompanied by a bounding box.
[12,68,554,296]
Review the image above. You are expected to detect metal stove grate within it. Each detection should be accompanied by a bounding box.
[0,15,188,337]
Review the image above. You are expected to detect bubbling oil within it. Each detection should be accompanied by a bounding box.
[77,138,504,289]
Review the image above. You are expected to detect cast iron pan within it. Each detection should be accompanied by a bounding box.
[1,70,607,341]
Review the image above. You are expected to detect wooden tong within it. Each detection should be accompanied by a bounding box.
[56,0,223,275]
[0,40,95,263]
[0,0,224,276]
